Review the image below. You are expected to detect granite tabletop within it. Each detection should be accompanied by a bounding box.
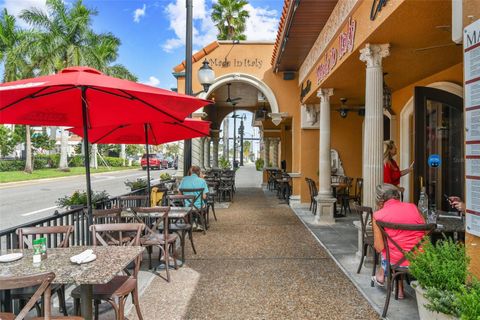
[0,246,144,285]
[436,216,465,233]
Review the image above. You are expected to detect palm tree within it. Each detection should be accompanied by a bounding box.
[211,0,249,40]
[21,0,136,171]
[0,9,37,173]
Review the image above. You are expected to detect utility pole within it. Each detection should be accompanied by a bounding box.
[233,105,237,168]
[239,115,245,166]
[183,0,193,176]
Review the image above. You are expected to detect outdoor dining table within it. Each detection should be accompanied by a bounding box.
[434,212,465,241]
[0,245,144,320]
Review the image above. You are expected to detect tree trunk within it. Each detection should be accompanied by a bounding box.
[49,126,57,155]
[90,144,98,169]
[59,128,69,171]
[24,125,33,173]
[120,144,126,166]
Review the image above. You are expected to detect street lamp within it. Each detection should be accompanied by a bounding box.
[198,59,215,93]
[239,114,246,166]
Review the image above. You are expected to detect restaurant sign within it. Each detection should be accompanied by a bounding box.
[316,18,356,84]
[208,58,264,69]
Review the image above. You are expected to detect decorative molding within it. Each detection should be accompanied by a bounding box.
[359,43,390,68]
[317,88,334,103]
[301,104,320,129]
[268,112,289,126]
[299,0,359,83]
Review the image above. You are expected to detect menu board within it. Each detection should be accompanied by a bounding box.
[464,19,480,237]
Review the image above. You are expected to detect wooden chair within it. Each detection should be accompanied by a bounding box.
[92,208,122,224]
[0,272,82,320]
[163,194,197,264]
[72,223,145,320]
[118,195,149,209]
[375,221,437,318]
[338,176,354,215]
[179,188,208,233]
[352,204,377,277]
[132,207,179,282]
[305,178,318,215]
[352,178,363,205]
[14,226,74,317]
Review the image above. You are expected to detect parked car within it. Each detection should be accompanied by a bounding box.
[140,154,168,170]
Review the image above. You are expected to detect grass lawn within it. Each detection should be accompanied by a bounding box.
[0,166,140,183]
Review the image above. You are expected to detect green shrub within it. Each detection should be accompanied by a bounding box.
[68,155,84,167]
[408,239,472,317]
[0,160,25,171]
[33,158,48,169]
[124,178,147,191]
[103,156,124,167]
[56,190,109,208]
[255,158,264,171]
[457,282,480,320]
[160,173,171,181]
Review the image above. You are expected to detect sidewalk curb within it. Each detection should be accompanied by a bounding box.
[0,168,142,188]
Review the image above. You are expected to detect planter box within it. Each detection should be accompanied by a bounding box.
[412,282,458,320]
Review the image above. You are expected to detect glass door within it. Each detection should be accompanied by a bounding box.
[414,87,464,211]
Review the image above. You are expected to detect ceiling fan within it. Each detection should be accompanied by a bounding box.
[214,83,242,104]
[335,98,365,118]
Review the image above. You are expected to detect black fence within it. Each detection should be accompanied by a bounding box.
[0,187,149,252]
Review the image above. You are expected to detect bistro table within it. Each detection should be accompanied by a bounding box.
[435,212,465,241]
[0,245,144,320]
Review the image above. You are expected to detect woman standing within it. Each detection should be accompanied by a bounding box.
[383,140,413,193]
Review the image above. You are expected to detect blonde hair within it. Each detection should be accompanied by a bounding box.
[383,140,396,162]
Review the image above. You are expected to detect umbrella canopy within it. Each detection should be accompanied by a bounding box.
[68,119,210,145]
[0,66,211,127]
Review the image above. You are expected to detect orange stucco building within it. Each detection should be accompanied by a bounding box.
[173,0,480,277]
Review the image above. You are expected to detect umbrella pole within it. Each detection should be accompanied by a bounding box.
[145,124,151,206]
[81,86,94,245]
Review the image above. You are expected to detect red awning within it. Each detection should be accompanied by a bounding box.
[0,66,211,127]
[68,119,211,145]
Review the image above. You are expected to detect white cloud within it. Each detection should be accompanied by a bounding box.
[162,0,217,52]
[244,4,278,41]
[161,1,279,52]
[133,4,146,23]
[142,76,160,87]
[1,0,48,27]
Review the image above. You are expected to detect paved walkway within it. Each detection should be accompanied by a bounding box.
[129,181,379,319]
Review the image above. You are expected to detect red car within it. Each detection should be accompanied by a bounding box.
[140,154,168,170]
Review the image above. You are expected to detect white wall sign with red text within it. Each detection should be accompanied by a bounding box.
[464,18,480,237]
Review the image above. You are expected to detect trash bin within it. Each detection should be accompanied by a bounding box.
[233,160,239,168]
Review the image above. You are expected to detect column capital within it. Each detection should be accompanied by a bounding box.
[359,43,390,68]
[316,88,334,103]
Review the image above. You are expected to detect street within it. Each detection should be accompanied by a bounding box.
[0,168,177,230]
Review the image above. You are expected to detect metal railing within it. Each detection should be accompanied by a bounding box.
[0,187,150,252]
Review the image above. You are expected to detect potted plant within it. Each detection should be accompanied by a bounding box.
[124,178,148,191]
[255,158,264,171]
[219,156,231,170]
[408,239,480,319]
[56,190,109,209]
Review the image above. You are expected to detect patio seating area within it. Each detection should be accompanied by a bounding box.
[0,166,381,319]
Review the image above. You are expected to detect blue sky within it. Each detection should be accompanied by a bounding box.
[1,0,283,90]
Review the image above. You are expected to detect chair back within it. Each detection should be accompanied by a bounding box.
[90,223,144,247]
[0,272,55,319]
[93,208,122,224]
[305,178,313,197]
[131,207,170,236]
[375,221,436,270]
[16,225,74,250]
[167,194,196,209]
[179,188,205,210]
[353,204,373,241]
[119,195,149,209]
[354,178,363,204]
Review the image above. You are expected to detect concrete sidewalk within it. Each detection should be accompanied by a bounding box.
[128,187,379,319]
[290,202,420,320]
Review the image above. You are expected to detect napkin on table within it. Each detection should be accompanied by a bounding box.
[70,249,95,264]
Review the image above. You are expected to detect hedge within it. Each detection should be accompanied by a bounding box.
[103,156,124,167]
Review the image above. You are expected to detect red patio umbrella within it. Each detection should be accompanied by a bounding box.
[69,119,211,198]
[0,66,212,241]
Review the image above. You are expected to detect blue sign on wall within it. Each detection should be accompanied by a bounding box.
[428,154,441,168]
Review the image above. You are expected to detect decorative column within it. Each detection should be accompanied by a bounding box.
[198,137,205,169]
[360,43,390,208]
[204,137,211,169]
[212,136,219,168]
[315,88,336,225]
[271,138,280,168]
[263,137,270,168]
